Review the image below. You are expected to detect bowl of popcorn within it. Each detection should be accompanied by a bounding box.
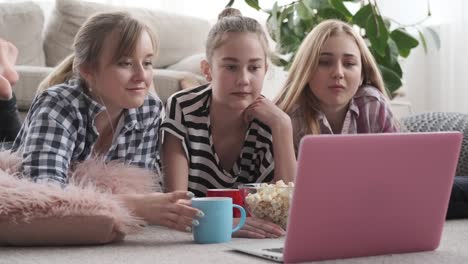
[238,180,294,229]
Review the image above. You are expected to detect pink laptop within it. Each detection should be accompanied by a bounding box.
[231,132,462,263]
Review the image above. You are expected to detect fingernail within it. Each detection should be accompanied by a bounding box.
[185,226,192,232]
[187,192,195,198]
[192,219,200,226]
[196,211,205,218]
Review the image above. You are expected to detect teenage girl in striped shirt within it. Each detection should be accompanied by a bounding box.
[161,8,296,238]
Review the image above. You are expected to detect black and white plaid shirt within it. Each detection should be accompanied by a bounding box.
[12,80,163,184]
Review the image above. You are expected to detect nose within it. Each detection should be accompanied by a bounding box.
[132,63,146,82]
[331,62,344,80]
[237,68,250,86]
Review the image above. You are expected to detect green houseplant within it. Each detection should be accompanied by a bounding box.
[226,0,437,97]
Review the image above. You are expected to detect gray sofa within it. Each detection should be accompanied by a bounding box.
[401,112,468,176]
[0,0,209,110]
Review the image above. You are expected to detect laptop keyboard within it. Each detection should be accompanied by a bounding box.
[263,248,283,253]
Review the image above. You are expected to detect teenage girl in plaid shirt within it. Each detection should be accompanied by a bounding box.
[275,19,399,153]
[10,12,202,233]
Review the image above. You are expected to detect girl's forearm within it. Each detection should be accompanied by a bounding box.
[271,121,297,183]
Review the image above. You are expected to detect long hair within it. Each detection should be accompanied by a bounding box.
[38,11,158,92]
[274,19,387,135]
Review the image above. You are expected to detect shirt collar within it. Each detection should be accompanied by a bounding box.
[317,97,360,134]
[348,97,360,116]
[71,79,145,131]
[201,84,213,115]
[123,107,143,131]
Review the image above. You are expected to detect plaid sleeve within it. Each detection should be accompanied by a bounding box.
[364,97,399,133]
[20,94,78,184]
[128,98,163,173]
[355,86,399,133]
[160,94,189,158]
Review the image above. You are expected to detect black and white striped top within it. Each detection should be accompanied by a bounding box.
[161,84,274,197]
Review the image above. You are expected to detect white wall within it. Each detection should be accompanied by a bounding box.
[378,0,468,113]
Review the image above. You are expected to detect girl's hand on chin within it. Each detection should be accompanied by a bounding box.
[243,96,291,131]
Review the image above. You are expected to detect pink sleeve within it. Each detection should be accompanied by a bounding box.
[371,99,399,133]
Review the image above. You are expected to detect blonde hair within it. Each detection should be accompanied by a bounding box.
[275,19,388,134]
[38,11,158,92]
[205,7,270,62]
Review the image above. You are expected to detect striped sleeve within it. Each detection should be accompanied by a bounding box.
[251,121,275,183]
[160,94,189,158]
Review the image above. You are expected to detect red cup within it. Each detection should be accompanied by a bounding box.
[206,189,244,218]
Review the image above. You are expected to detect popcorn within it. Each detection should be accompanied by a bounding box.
[244,180,294,228]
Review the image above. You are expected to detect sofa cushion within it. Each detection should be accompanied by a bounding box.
[0,1,45,66]
[154,69,205,103]
[167,53,205,76]
[44,0,210,68]
[14,65,54,111]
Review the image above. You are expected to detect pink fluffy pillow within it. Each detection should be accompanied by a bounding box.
[0,152,160,246]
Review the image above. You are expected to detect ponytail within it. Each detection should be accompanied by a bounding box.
[37,54,75,92]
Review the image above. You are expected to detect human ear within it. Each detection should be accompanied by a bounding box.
[79,63,95,87]
[200,60,212,82]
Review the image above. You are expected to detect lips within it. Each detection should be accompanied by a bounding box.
[127,87,145,91]
[329,84,345,89]
[232,92,251,97]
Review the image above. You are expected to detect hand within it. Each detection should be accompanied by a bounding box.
[0,38,19,100]
[233,217,286,239]
[243,96,291,132]
[120,191,203,233]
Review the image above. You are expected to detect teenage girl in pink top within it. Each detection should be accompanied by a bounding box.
[275,19,399,152]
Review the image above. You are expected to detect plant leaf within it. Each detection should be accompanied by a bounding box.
[296,1,313,20]
[390,29,419,58]
[245,0,261,10]
[225,0,235,8]
[378,64,403,96]
[305,0,330,9]
[371,47,402,79]
[417,29,428,53]
[319,7,347,21]
[271,2,280,41]
[328,0,352,19]
[270,53,289,67]
[387,38,399,59]
[352,4,372,28]
[424,27,441,50]
[366,14,389,57]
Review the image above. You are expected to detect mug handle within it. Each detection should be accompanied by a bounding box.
[231,204,246,233]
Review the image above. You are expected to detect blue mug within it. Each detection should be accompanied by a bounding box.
[192,197,246,244]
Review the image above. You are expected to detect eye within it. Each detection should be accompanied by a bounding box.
[118,61,132,67]
[344,61,357,67]
[224,64,238,71]
[318,60,332,66]
[249,65,262,72]
[144,60,153,67]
